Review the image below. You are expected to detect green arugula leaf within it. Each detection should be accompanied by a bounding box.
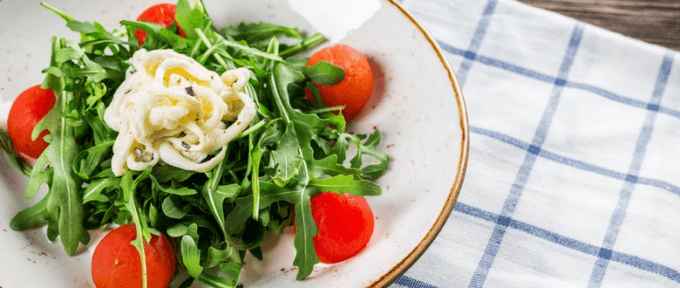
[120,169,152,288]
[307,155,362,179]
[82,178,120,203]
[270,124,303,187]
[206,246,241,267]
[181,224,203,279]
[287,164,318,280]
[150,176,198,196]
[9,196,51,231]
[203,155,242,244]
[219,261,243,283]
[84,82,108,110]
[272,63,342,131]
[307,174,382,197]
[303,60,345,85]
[66,21,98,34]
[45,210,60,241]
[262,202,292,235]
[21,37,86,256]
[304,82,346,132]
[55,46,85,63]
[148,203,159,227]
[25,163,54,200]
[226,164,318,279]
[175,0,208,40]
[166,223,189,238]
[151,165,197,183]
[162,197,187,219]
[121,20,190,49]
[250,119,283,219]
[221,22,301,43]
[83,103,117,144]
[0,130,31,176]
[72,140,113,180]
[348,131,391,179]
[202,156,230,237]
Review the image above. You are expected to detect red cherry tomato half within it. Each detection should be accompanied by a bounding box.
[7,84,56,159]
[91,224,175,288]
[135,3,186,46]
[306,44,374,123]
[309,192,375,263]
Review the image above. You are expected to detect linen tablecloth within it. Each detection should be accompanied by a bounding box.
[390,0,680,287]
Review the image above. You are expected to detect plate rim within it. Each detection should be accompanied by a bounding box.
[367,1,470,287]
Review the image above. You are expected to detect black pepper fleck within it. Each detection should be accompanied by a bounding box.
[181,141,191,150]
[185,86,196,96]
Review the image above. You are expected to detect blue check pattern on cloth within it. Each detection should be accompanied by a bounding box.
[389,0,680,287]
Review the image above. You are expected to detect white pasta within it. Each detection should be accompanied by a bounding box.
[104,49,256,176]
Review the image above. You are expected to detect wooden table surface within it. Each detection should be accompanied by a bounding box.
[516,0,680,51]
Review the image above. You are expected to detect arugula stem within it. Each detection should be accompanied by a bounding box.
[269,74,291,124]
[204,156,241,263]
[132,208,149,288]
[306,105,345,114]
[195,28,231,71]
[196,0,208,16]
[203,19,214,37]
[262,37,280,71]
[79,39,135,48]
[124,191,148,288]
[40,2,75,22]
[208,30,282,62]
[121,170,153,288]
[197,42,228,64]
[112,29,127,38]
[189,38,204,58]
[279,33,325,58]
[195,20,220,65]
[219,38,283,61]
[207,157,230,241]
[245,82,263,112]
[234,118,269,140]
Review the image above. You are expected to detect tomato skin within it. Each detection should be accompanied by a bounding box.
[306,44,374,122]
[91,224,175,288]
[7,85,55,159]
[309,192,375,263]
[135,3,186,46]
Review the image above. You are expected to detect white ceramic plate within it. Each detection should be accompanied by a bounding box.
[0,1,468,287]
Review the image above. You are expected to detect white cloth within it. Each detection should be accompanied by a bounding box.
[391,0,680,287]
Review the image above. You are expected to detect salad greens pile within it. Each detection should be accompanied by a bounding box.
[1,1,390,287]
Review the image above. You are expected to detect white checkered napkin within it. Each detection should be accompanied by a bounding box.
[391,0,680,287]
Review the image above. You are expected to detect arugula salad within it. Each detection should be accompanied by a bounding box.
[0,1,390,287]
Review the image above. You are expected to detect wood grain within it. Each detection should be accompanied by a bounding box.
[516,0,680,51]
